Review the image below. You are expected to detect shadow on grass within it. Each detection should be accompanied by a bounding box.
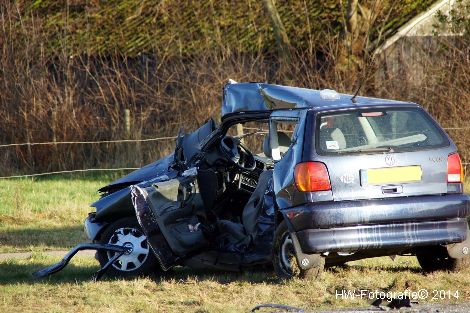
[329,262,423,274]
[1,254,424,286]
[0,225,86,249]
[1,261,429,286]
[155,266,279,285]
[153,261,423,284]
[0,259,280,286]
[0,261,97,285]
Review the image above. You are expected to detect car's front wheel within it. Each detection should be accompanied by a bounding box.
[416,245,469,272]
[272,221,324,279]
[97,217,159,278]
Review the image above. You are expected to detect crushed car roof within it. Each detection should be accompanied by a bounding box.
[222,82,414,116]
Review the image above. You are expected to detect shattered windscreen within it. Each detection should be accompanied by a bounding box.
[315,108,449,154]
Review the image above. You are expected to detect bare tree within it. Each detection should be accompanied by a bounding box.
[346,0,359,42]
[337,0,380,77]
[262,0,291,61]
[345,0,374,58]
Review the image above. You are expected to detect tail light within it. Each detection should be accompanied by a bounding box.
[294,161,331,192]
[447,153,464,183]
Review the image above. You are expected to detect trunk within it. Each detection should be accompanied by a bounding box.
[340,0,374,67]
[323,148,449,201]
[346,0,359,37]
[262,0,291,61]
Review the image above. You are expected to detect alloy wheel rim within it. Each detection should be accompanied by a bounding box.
[107,227,149,272]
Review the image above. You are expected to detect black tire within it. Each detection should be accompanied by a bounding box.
[272,221,324,279]
[416,245,470,272]
[97,217,159,278]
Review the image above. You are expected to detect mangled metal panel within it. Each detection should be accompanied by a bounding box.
[221,82,412,117]
[222,82,306,116]
[131,185,179,270]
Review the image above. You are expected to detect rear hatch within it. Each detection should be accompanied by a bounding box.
[314,107,454,201]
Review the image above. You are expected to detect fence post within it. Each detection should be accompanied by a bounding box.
[124,109,134,167]
[236,123,245,145]
[51,109,59,170]
[24,112,35,173]
[124,109,131,139]
[51,110,57,144]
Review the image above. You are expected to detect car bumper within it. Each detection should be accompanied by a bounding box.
[297,218,468,253]
[284,194,470,253]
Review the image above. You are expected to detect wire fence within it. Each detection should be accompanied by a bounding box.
[1,127,468,149]
[0,168,140,179]
[0,128,469,180]
[0,135,177,179]
[0,136,177,148]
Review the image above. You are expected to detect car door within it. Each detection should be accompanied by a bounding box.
[268,110,306,210]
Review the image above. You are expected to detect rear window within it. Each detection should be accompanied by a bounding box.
[315,108,449,154]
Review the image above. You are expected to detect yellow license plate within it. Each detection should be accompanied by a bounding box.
[364,166,422,185]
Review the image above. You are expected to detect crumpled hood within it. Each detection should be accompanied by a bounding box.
[99,154,174,192]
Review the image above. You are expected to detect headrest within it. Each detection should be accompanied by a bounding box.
[263,131,292,159]
[319,127,346,150]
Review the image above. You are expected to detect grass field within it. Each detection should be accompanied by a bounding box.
[0,173,125,253]
[0,175,469,312]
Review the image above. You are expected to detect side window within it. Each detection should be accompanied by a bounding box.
[268,119,299,161]
[226,120,269,155]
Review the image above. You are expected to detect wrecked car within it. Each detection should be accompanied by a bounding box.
[34,82,470,280]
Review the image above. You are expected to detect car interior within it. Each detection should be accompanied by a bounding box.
[192,120,294,251]
[317,109,442,154]
[143,118,298,255]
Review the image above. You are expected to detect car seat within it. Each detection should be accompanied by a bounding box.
[217,170,273,246]
[319,127,346,150]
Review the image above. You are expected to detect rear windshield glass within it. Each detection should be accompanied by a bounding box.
[315,108,448,154]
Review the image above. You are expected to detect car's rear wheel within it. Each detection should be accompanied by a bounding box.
[273,221,324,279]
[416,245,469,272]
[97,217,159,278]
